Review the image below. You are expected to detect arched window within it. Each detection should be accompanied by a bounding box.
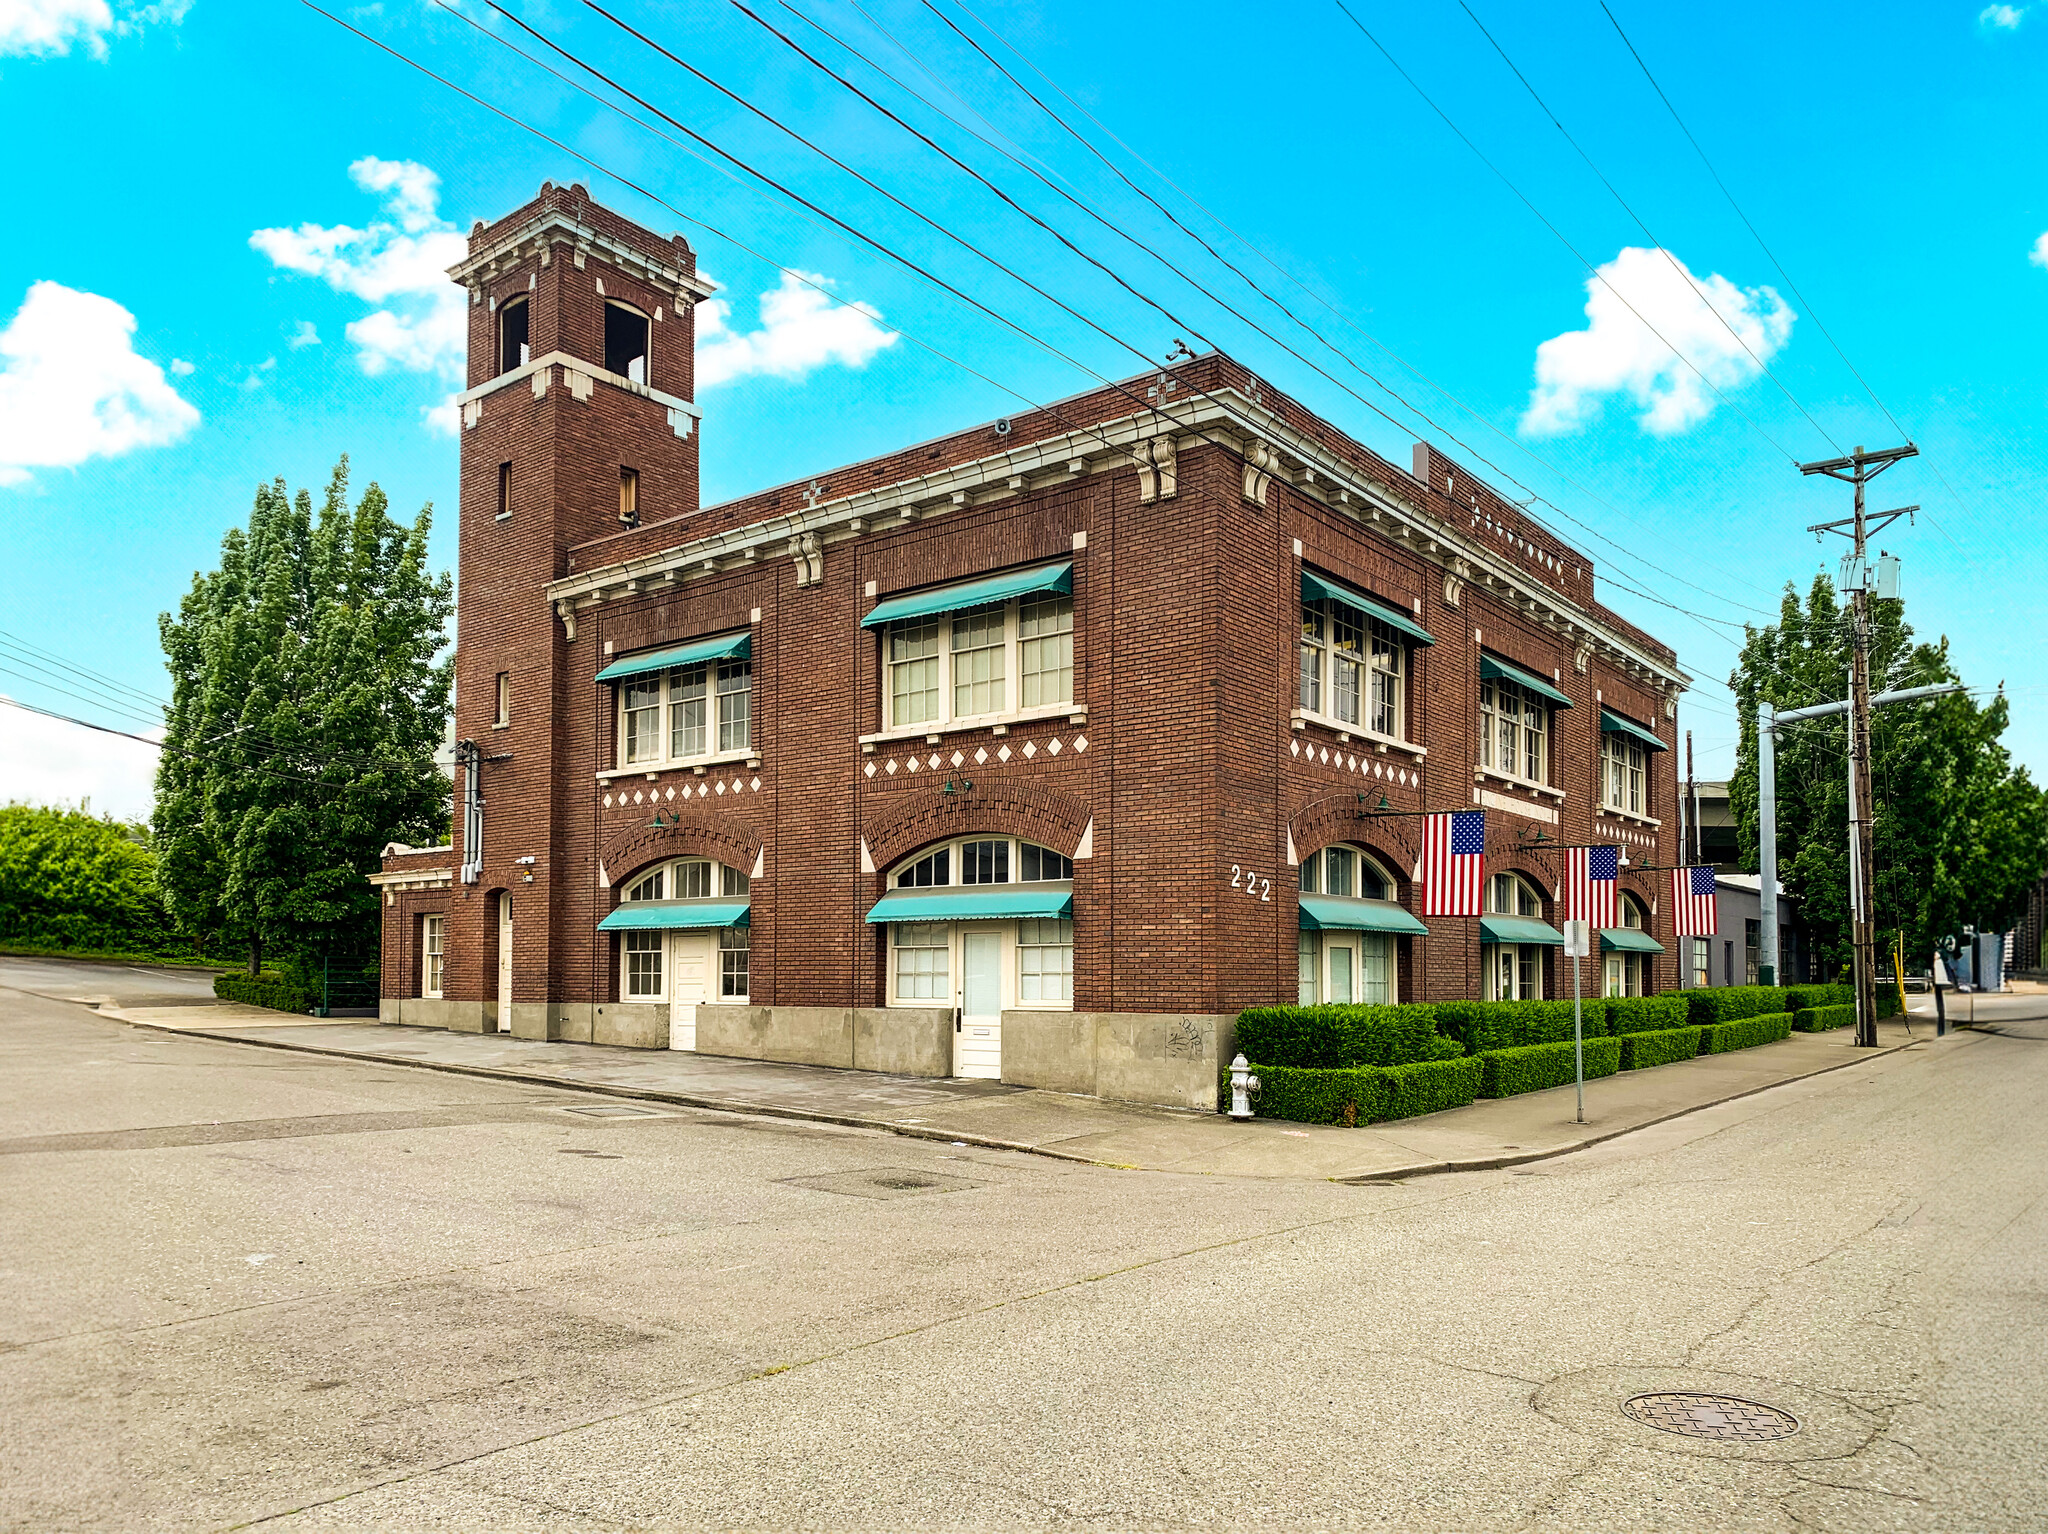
[1482,872,1549,1000]
[1295,843,1406,1005]
[498,297,529,375]
[604,301,650,383]
[612,856,751,1008]
[1604,894,1651,998]
[874,834,1076,1078]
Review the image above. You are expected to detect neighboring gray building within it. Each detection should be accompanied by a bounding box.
[1675,873,1816,989]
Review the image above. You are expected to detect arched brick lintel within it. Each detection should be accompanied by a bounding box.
[599,811,765,891]
[864,780,1091,873]
[1290,795,1423,898]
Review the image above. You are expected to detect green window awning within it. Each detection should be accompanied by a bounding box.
[1479,654,1573,709]
[1600,707,1668,752]
[1300,570,1435,646]
[1600,927,1665,954]
[860,562,1072,629]
[1479,914,1567,945]
[864,887,1073,923]
[595,630,751,683]
[1298,894,1429,935]
[598,899,750,931]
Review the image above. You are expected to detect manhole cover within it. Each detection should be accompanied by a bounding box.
[780,1167,983,1200]
[1622,1392,1799,1442]
[555,1104,666,1118]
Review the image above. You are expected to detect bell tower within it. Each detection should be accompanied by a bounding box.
[437,181,715,1035]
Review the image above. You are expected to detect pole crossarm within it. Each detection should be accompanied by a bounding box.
[1798,442,1916,480]
[1808,504,1917,541]
[1771,682,1965,726]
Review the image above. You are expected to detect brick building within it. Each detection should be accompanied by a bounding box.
[374,182,1691,1109]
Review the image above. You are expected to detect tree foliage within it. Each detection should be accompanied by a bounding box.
[1729,574,2047,974]
[154,459,452,969]
[0,802,168,953]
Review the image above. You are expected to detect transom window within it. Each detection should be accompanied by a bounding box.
[624,859,751,903]
[1605,894,1649,998]
[893,836,1073,889]
[1486,872,1543,917]
[1601,732,1646,815]
[1296,843,1392,900]
[1299,600,1406,738]
[1480,677,1549,784]
[621,659,752,767]
[886,593,1074,730]
[618,857,751,1003]
[422,915,445,999]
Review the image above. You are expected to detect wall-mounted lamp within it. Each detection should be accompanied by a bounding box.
[941,777,974,796]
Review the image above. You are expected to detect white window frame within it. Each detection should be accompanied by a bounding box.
[616,657,755,771]
[881,594,1076,735]
[883,835,1075,1012]
[1479,677,1550,787]
[615,857,752,1003]
[1600,732,1646,816]
[422,915,445,999]
[1481,871,1547,1001]
[1604,894,1648,998]
[1298,599,1408,743]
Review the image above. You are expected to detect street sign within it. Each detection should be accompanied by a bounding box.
[1563,920,1591,957]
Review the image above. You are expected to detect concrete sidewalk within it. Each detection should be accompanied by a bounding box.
[85,996,1958,1181]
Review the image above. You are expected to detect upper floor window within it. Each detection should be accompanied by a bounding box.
[885,593,1074,731]
[1480,677,1549,785]
[604,301,650,383]
[498,298,529,375]
[621,659,752,767]
[493,671,510,728]
[1299,601,1405,738]
[1601,732,1646,815]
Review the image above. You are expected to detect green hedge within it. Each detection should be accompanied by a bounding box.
[1607,994,1693,1035]
[1619,1026,1705,1069]
[1701,1012,1794,1054]
[1476,1036,1622,1098]
[1784,984,1853,1011]
[214,971,315,1014]
[1686,985,1793,1027]
[1233,1003,1449,1069]
[1435,997,1611,1054]
[1240,1055,1482,1125]
[1793,1002,1855,1032]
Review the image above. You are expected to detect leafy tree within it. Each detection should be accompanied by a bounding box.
[155,459,452,972]
[0,802,169,954]
[1728,575,2047,975]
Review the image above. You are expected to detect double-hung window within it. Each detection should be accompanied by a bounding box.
[1601,733,1646,815]
[422,915,445,999]
[1297,591,1413,740]
[1480,677,1549,785]
[883,595,1075,730]
[619,659,752,767]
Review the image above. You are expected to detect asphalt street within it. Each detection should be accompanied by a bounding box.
[2,958,2044,1533]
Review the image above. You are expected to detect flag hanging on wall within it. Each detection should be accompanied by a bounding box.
[1671,865,1718,937]
[1422,810,1486,916]
[1567,845,1619,928]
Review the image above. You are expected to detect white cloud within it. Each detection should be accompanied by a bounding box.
[1980,4,2025,29]
[0,696,162,823]
[0,280,198,488]
[250,156,468,401]
[1521,246,1793,437]
[695,270,897,389]
[287,320,320,349]
[0,0,190,59]
[2029,230,2048,269]
[168,356,194,375]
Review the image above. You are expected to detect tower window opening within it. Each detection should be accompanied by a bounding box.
[605,302,649,383]
[498,298,530,375]
[497,461,511,521]
[619,467,640,528]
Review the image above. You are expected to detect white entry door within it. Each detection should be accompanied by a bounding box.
[668,930,715,1051]
[955,928,1003,1079]
[496,892,514,1032]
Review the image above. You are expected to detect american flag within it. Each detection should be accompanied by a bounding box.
[1671,865,1718,937]
[1422,810,1486,916]
[1567,845,1619,928]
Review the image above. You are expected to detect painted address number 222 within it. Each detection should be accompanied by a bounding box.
[1229,865,1273,902]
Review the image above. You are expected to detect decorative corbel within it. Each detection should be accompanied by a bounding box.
[555,600,578,642]
[1573,639,1593,675]
[802,532,824,587]
[1442,556,1469,609]
[1131,433,1178,504]
[1241,438,1279,507]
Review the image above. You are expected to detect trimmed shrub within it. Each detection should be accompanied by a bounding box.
[1243,1064,1385,1125]
[1784,984,1853,1012]
[1434,997,1609,1054]
[1686,985,1791,1028]
[214,971,315,1014]
[1476,1036,1622,1098]
[1701,1012,1794,1054]
[1232,1003,1448,1069]
[1607,994,1692,1035]
[1619,1026,1705,1069]
[1793,1003,1855,1032]
[1378,1056,1484,1121]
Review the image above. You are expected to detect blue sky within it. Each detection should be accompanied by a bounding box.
[2,0,2043,820]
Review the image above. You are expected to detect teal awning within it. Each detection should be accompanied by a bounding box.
[1298,894,1429,935]
[598,900,750,931]
[1300,570,1435,646]
[1600,707,1668,752]
[864,887,1073,923]
[596,630,751,683]
[1479,914,1567,945]
[1601,926,1665,954]
[1479,654,1573,708]
[861,562,1072,629]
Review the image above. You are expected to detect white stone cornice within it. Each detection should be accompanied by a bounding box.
[454,352,701,440]
[449,207,716,302]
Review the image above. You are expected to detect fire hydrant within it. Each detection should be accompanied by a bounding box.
[1228,1052,1260,1121]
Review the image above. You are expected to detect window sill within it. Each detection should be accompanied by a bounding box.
[860,704,1087,751]
[596,750,760,783]
[1595,804,1662,830]
[1472,767,1566,802]
[1289,709,1426,758]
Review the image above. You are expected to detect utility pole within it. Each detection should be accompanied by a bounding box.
[1799,443,1917,1047]
[1685,731,1699,867]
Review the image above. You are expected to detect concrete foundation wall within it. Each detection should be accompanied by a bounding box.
[382,997,487,1032]
[853,1008,953,1077]
[1003,1011,1234,1111]
[692,1005,954,1077]
[595,1003,668,1049]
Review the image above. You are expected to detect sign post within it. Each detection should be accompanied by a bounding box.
[1563,919,1592,1124]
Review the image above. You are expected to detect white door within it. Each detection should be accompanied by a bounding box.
[1327,939,1356,1005]
[955,928,1003,1079]
[496,892,514,1032]
[668,930,715,1051]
